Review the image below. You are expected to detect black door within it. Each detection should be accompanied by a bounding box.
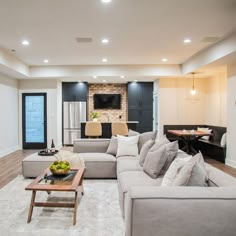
[22,93,47,149]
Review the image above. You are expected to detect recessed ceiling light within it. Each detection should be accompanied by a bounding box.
[133,80,138,82]
[43,59,49,63]
[162,58,168,62]
[101,0,111,3]
[184,38,192,44]
[101,38,110,44]
[120,76,125,79]
[22,40,30,46]
[103,79,107,83]
[93,76,97,79]
[102,58,108,63]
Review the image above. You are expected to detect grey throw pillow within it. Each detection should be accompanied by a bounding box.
[187,164,208,186]
[129,129,157,152]
[150,134,170,151]
[139,139,155,166]
[187,152,208,186]
[143,141,179,179]
[106,136,118,156]
[139,131,157,152]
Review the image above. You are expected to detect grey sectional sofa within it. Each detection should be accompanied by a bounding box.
[73,138,236,236]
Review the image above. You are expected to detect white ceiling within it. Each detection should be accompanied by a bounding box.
[0,0,236,67]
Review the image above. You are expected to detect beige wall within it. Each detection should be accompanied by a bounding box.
[0,73,19,157]
[158,73,227,135]
[88,84,127,122]
[204,71,227,126]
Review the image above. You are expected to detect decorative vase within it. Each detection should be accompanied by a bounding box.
[93,118,98,122]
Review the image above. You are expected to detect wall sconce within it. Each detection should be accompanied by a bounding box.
[190,72,196,95]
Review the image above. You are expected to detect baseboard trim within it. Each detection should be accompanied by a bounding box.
[0,145,21,158]
[225,159,236,168]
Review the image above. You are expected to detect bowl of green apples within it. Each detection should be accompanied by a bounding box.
[49,161,70,175]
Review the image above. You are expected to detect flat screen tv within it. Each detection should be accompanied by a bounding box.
[94,94,121,109]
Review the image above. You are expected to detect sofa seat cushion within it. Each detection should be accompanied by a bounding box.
[119,171,163,193]
[79,153,116,162]
[118,171,163,217]
[205,163,236,187]
[22,153,56,178]
[117,158,143,175]
[79,153,117,178]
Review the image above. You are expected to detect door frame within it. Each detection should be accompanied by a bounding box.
[22,93,47,149]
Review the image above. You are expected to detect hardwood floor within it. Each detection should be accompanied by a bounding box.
[0,149,236,189]
[0,149,37,189]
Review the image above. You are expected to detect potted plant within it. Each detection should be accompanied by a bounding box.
[91,111,100,122]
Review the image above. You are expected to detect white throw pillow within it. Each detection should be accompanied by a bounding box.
[116,135,139,157]
[197,127,212,141]
[161,156,191,186]
[162,152,208,186]
[220,133,227,147]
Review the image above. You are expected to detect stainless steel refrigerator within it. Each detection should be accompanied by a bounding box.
[63,101,87,145]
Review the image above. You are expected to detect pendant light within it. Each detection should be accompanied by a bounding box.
[190,72,196,95]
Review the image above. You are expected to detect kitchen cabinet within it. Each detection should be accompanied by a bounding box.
[62,82,88,101]
[128,82,153,132]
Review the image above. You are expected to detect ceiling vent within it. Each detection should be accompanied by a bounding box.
[201,36,221,43]
[76,37,93,43]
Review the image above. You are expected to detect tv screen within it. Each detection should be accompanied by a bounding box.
[94,94,121,109]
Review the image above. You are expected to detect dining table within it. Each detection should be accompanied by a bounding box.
[167,129,213,155]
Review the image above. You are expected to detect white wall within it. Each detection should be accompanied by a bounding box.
[0,73,19,157]
[18,79,62,149]
[56,81,62,147]
[226,63,236,168]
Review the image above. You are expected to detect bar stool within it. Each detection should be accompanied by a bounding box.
[111,122,128,136]
[85,122,102,138]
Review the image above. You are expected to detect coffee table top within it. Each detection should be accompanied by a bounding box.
[25,167,85,192]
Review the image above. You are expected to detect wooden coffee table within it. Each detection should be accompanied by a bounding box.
[25,167,85,225]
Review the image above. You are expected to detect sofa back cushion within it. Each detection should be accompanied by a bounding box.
[73,139,110,153]
[129,129,157,152]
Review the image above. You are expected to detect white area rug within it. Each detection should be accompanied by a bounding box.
[0,176,125,236]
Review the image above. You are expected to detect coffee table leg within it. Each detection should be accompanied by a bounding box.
[27,190,36,223]
[73,191,78,225]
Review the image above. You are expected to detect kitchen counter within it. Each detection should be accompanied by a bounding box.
[80,121,139,138]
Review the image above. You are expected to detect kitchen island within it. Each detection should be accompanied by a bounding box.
[81,121,139,138]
